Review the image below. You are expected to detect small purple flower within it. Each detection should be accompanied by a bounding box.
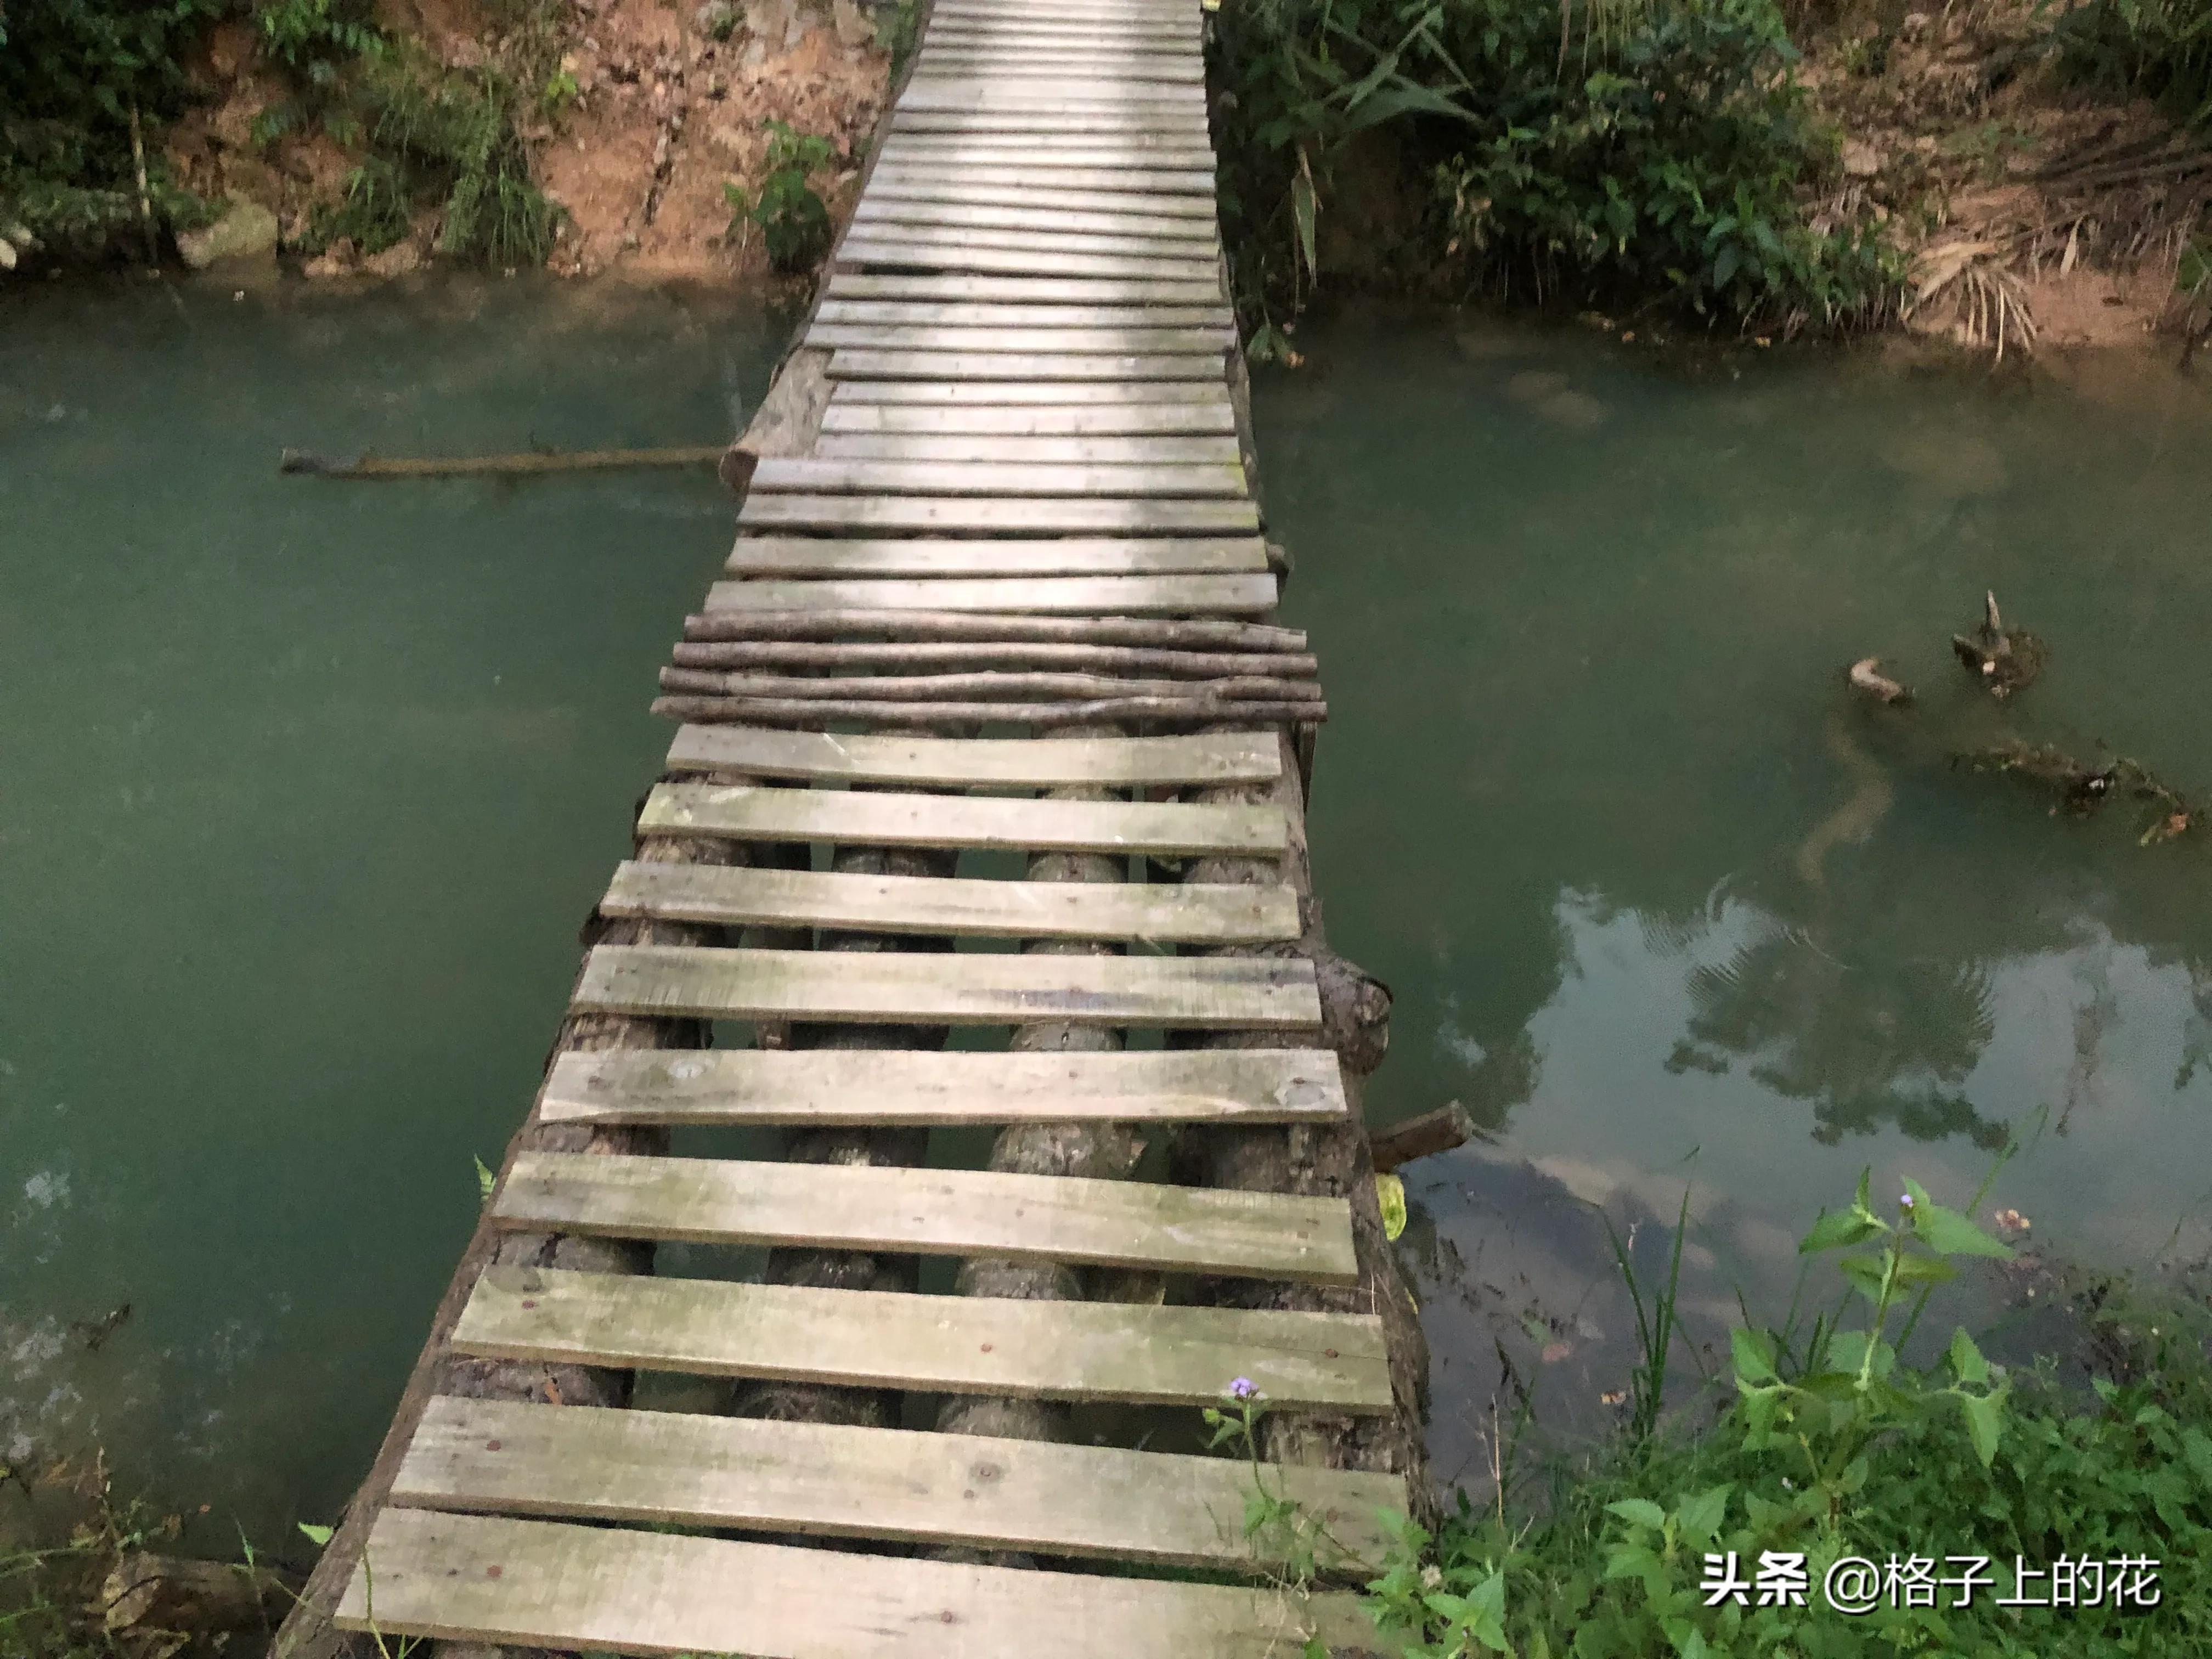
[1900,1192,1916,1211]
[1228,1376,1259,1401]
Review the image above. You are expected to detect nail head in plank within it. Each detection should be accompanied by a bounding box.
[748,456,1245,498]
[642,782,1289,860]
[723,529,1260,571]
[454,1267,1387,1409]
[394,1398,1400,1573]
[703,572,1275,612]
[541,1045,1342,1129]
[498,1152,1351,1282]
[662,723,1282,787]
[337,1509,1378,1658]
[602,860,1299,945]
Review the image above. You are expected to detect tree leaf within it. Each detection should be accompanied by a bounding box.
[1915,1202,2015,1260]
[1799,1207,1886,1253]
[1948,1328,1990,1386]
[1606,1498,1669,1530]
[1960,1389,2004,1466]
[1730,1326,1778,1386]
[298,1521,335,1546]
[1673,1482,1731,1546]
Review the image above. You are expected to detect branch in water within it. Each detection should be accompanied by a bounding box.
[1847,657,1913,704]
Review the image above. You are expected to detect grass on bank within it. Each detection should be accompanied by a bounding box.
[1354,1169,2212,1657]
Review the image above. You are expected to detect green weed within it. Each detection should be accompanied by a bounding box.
[1362,1170,2212,1656]
[2058,0,2212,131]
[724,120,836,272]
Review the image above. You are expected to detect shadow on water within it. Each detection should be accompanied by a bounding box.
[1257,303,2212,1489]
[0,272,788,1549]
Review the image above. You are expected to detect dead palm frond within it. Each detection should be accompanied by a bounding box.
[1904,238,2041,359]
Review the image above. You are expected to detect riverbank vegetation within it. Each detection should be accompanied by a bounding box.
[1212,0,2212,348]
[1359,1172,2212,1656]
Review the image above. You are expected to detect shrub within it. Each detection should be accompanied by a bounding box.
[2057,0,2212,131]
[1211,0,1901,335]
[1364,1173,2212,1657]
[724,119,835,271]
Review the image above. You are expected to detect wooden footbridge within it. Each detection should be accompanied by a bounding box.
[280,1,1426,1654]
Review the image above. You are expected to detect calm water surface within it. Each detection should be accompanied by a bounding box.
[1,275,782,1542]
[6,278,2211,1537]
[1264,309,2212,1486]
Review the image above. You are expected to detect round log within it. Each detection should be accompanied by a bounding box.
[649,695,1329,727]
[669,640,1319,678]
[683,608,1308,653]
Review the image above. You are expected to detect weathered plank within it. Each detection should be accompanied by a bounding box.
[864,177,1219,213]
[898,78,1206,107]
[337,1510,1376,1657]
[890,112,1213,139]
[827,272,1224,304]
[704,571,1273,612]
[820,400,1238,436]
[827,350,1226,385]
[842,238,1216,280]
[847,219,1220,259]
[816,298,1229,328]
[828,376,1228,404]
[600,860,1300,944]
[876,145,1217,173]
[736,497,1261,538]
[639,780,1287,857]
[748,456,1245,498]
[809,323,1229,353]
[914,55,1206,84]
[661,722,1282,786]
[538,1045,1347,1127]
[723,528,1260,570]
[495,1151,1352,1280]
[869,165,1214,197]
[451,1267,1387,1408]
[812,433,1244,464]
[852,201,1216,241]
[392,1398,1400,1572]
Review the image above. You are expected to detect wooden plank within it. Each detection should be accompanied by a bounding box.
[820,400,1238,436]
[450,1267,1389,1409]
[828,376,1227,405]
[876,144,1216,172]
[392,1398,1400,1572]
[842,238,1216,280]
[827,272,1224,304]
[662,723,1282,787]
[811,433,1245,464]
[723,528,1260,571]
[735,498,1260,538]
[914,55,1205,84]
[891,112,1212,138]
[539,1046,1346,1128]
[747,456,1245,498]
[816,298,1231,326]
[826,350,1226,385]
[337,1510,1375,1657]
[495,1151,1352,1281]
[849,218,1218,257]
[807,323,1232,353]
[703,572,1271,612]
[600,860,1300,945]
[866,180,1219,218]
[865,170,1217,203]
[637,780,1290,857]
[899,74,1204,100]
[853,204,1217,245]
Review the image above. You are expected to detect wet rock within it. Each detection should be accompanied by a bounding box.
[301,238,358,279]
[176,198,279,269]
[362,240,423,279]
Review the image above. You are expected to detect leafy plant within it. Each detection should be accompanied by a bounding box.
[303,157,411,253]
[724,120,835,272]
[1210,0,1901,334]
[1363,1171,2212,1656]
[255,0,384,87]
[2058,0,2212,131]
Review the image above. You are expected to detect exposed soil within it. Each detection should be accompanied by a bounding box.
[1797,0,2211,354]
[161,0,891,287]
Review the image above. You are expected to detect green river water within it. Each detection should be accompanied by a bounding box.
[4,275,2211,1540]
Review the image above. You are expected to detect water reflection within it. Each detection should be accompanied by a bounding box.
[1261,308,2212,1490]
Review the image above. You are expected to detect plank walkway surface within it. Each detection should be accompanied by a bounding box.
[317,0,1405,1654]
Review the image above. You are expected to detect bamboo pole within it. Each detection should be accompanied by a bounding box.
[657,667,1323,702]
[279,445,725,479]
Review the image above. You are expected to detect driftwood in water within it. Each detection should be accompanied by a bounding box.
[1954,741,2195,838]
[1950,590,2046,698]
[685,608,1308,653]
[657,667,1323,703]
[1847,657,1913,705]
[279,445,724,480]
[650,693,1329,727]
[669,639,1321,679]
[1370,1102,1477,1173]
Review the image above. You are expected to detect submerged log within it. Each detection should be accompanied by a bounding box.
[1370,1102,1477,1173]
[104,1554,296,1634]
[279,445,725,479]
